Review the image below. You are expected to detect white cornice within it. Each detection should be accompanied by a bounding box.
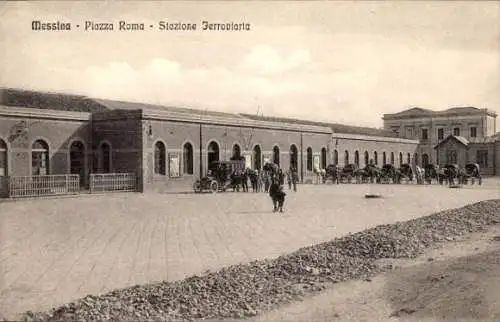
[0,105,90,121]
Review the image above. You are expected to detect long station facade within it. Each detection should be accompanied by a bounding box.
[0,88,498,194]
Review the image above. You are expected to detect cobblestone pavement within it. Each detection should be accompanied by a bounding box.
[0,181,499,320]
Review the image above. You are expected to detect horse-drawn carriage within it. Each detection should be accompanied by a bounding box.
[193,160,245,193]
[442,164,461,185]
[460,163,482,185]
[380,164,399,183]
[339,164,358,183]
[398,163,413,183]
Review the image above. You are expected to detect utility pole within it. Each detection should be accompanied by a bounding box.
[300,131,304,183]
[199,112,203,177]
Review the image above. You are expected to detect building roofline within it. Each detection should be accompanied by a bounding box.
[0,105,91,121]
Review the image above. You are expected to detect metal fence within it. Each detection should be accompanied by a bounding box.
[7,174,80,198]
[89,173,138,193]
[0,176,8,198]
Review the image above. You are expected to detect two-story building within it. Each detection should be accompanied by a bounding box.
[383,107,500,175]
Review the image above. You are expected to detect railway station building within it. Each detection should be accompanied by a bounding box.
[0,88,497,196]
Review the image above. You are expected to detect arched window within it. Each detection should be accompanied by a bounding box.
[364,151,369,166]
[334,149,339,165]
[407,153,411,164]
[374,151,378,165]
[383,152,387,165]
[32,139,50,175]
[290,145,298,169]
[344,150,349,166]
[273,146,280,166]
[253,145,262,170]
[183,142,194,175]
[399,152,403,166]
[321,147,327,169]
[354,151,359,166]
[390,152,395,165]
[207,141,220,165]
[231,144,241,161]
[0,139,7,176]
[422,153,430,167]
[70,140,85,186]
[154,141,166,175]
[306,147,313,171]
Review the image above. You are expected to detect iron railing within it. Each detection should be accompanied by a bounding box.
[0,176,8,198]
[89,173,137,193]
[7,174,80,198]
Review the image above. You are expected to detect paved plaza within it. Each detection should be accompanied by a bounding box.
[0,181,499,320]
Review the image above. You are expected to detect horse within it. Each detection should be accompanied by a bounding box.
[424,164,442,184]
[363,164,382,183]
[325,164,340,184]
[414,165,425,185]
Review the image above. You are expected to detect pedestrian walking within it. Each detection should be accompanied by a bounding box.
[269,175,286,213]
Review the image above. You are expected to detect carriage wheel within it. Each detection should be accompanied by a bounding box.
[193,181,202,193]
[210,181,219,193]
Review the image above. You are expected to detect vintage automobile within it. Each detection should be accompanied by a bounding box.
[193,160,246,193]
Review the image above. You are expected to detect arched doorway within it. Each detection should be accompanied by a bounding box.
[414,153,419,166]
[364,151,369,166]
[273,146,280,166]
[422,153,430,167]
[231,144,241,160]
[321,147,327,169]
[383,152,387,165]
[32,139,50,175]
[70,141,86,187]
[334,149,338,165]
[207,141,220,165]
[407,153,411,164]
[253,145,262,170]
[0,139,7,177]
[306,147,313,171]
[374,151,378,165]
[390,152,395,165]
[354,151,359,166]
[290,144,298,170]
[399,152,403,166]
[344,150,349,165]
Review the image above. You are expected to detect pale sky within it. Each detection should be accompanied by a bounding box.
[1,1,499,127]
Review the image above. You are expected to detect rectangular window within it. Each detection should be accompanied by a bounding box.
[453,127,460,136]
[406,127,413,138]
[421,129,428,140]
[476,150,488,168]
[470,127,477,138]
[437,128,444,140]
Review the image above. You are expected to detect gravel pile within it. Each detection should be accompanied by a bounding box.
[23,199,500,322]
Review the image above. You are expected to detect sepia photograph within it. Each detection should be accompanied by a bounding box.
[1,0,500,321]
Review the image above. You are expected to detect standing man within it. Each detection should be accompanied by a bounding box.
[291,166,298,192]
